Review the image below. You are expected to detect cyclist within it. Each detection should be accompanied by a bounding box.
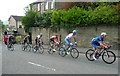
[7,35,15,48]
[35,33,43,45]
[23,34,30,46]
[3,35,9,45]
[50,34,59,52]
[91,32,110,60]
[64,30,77,55]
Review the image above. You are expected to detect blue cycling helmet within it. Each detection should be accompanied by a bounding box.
[73,30,77,34]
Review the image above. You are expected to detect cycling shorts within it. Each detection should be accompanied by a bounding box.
[91,41,100,49]
[64,38,70,45]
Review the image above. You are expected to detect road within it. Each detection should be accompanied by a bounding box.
[2,42,118,74]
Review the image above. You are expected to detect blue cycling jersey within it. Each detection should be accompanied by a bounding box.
[92,36,104,43]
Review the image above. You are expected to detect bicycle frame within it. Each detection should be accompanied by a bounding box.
[64,43,77,51]
[95,47,111,58]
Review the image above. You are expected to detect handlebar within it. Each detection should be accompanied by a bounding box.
[104,46,111,50]
[71,43,77,47]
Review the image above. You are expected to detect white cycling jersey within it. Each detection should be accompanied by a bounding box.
[65,33,76,39]
[37,35,42,39]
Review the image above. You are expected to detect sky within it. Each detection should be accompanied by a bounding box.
[0,0,37,25]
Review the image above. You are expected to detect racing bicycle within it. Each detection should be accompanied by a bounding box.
[86,46,116,64]
[59,43,79,59]
[32,42,44,54]
[22,42,31,51]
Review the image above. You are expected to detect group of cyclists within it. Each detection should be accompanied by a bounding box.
[3,29,110,60]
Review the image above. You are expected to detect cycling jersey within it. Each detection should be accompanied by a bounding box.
[91,36,104,49]
[35,36,42,44]
[64,33,76,45]
[8,36,14,41]
[92,37,104,43]
[8,36,15,44]
[50,36,58,41]
[23,36,29,44]
[4,35,8,42]
[65,33,76,39]
[3,35,8,45]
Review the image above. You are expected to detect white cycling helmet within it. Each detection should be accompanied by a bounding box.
[101,32,107,36]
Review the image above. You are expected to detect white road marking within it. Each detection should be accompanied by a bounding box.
[28,62,56,71]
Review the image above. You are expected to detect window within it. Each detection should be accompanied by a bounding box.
[45,2,48,10]
[51,0,55,9]
[38,4,40,11]
[19,25,22,28]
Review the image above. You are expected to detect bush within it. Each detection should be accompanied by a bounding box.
[89,5,119,24]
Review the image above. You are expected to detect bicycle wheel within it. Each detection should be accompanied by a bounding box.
[33,45,38,53]
[7,45,10,50]
[10,44,14,51]
[22,45,26,51]
[47,47,54,54]
[85,49,95,61]
[38,45,44,54]
[102,51,116,64]
[70,48,79,59]
[59,47,66,57]
[8,44,14,51]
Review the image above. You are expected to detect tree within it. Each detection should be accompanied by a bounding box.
[21,11,39,32]
[90,4,119,24]
[0,20,3,29]
[40,10,53,28]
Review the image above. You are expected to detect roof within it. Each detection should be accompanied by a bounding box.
[8,15,23,21]
[30,0,46,4]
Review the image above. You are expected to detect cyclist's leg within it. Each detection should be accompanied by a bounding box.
[64,38,70,54]
[9,41,12,48]
[23,40,25,46]
[35,39,37,45]
[92,42,101,60]
[4,41,7,45]
[53,40,56,52]
[54,39,58,49]
[23,40,27,47]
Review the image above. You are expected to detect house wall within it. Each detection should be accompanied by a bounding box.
[30,1,65,13]
[9,17,16,28]
[17,21,23,28]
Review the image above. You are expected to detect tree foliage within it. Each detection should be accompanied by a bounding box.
[21,2,119,32]
[89,5,119,24]
[21,11,39,32]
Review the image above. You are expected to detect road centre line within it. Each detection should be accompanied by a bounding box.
[28,62,56,71]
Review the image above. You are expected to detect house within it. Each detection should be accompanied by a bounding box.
[27,0,72,13]
[8,15,23,30]
[26,0,54,13]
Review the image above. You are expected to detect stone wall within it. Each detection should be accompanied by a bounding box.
[30,25,119,50]
[0,29,2,41]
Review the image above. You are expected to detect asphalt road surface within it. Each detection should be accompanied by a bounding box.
[2,42,118,74]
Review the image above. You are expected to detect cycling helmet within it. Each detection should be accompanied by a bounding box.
[73,30,77,34]
[101,32,107,36]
